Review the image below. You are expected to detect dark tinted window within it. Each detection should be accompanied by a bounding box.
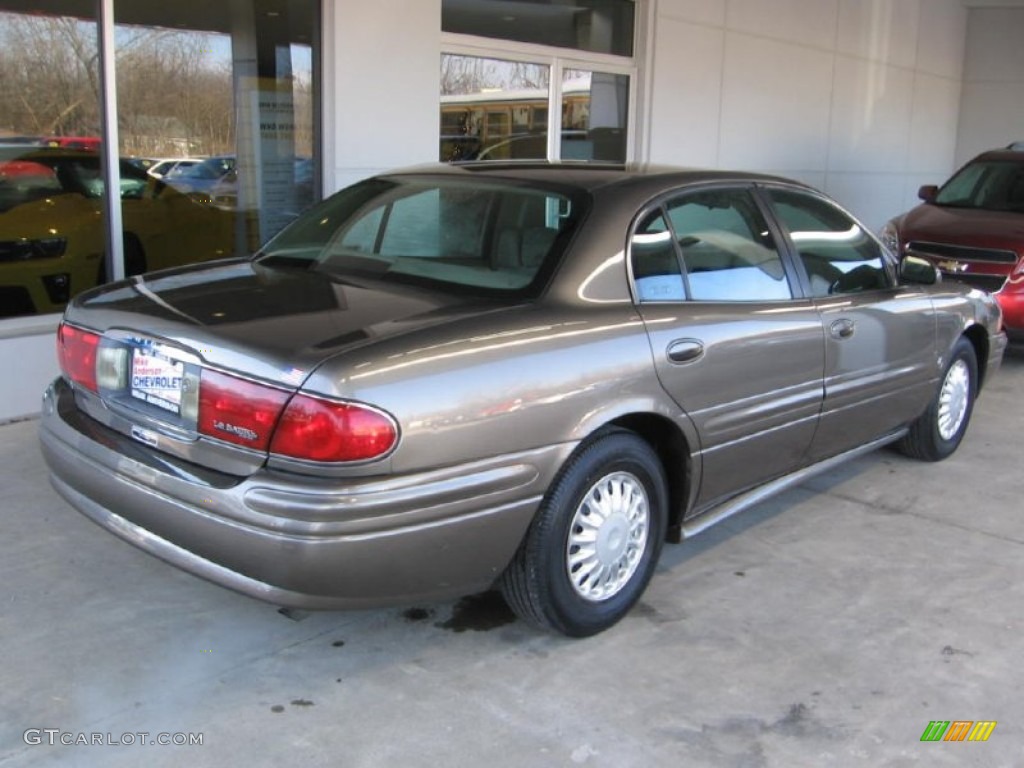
[442,0,634,57]
[767,188,891,297]
[668,189,792,302]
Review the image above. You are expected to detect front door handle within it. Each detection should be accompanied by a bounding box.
[667,339,704,364]
[829,318,856,340]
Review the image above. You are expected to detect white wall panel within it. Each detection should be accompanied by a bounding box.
[828,56,913,173]
[644,0,969,230]
[718,34,833,172]
[836,0,919,68]
[323,0,441,194]
[648,19,724,166]
[824,171,910,233]
[908,72,960,174]
[964,8,1024,82]
[725,0,839,48]
[956,7,1024,164]
[657,0,726,26]
[957,82,1024,161]
[915,0,966,79]
[0,329,58,423]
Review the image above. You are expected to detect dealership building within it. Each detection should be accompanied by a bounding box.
[1,0,1023,420]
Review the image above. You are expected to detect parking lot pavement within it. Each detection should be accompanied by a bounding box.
[2,349,1022,768]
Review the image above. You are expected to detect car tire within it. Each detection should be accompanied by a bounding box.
[500,430,667,637]
[124,234,147,277]
[898,337,978,462]
[96,235,147,284]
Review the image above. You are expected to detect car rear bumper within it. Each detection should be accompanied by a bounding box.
[40,377,571,609]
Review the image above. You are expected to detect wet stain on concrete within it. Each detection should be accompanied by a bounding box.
[655,701,842,766]
[403,607,433,622]
[270,705,285,713]
[633,601,686,625]
[435,591,516,632]
[941,644,974,660]
[290,699,314,707]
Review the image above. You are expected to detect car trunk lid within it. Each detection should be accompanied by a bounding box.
[60,258,505,476]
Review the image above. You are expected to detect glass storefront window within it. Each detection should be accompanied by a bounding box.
[0,1,319,319]
[562,69,628,161]
[439,56,630,163]
[440,55,550,161]
[0,8,102,317]
[440,1,634,165]
[442,0,635,57]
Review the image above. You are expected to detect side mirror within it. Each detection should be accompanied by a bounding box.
[900,254,940,285]
[917,184,939,202]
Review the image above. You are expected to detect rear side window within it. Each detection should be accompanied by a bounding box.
[766,188,892,297]
[630,210,685,301]
[669,188,792,302]
[631,188,793,303]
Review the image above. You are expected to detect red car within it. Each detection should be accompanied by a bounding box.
[882,145,1024,340]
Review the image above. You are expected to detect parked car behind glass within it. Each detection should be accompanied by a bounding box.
[41,163,1007,636]
[0,147,233,316]
[882,144,1024,340]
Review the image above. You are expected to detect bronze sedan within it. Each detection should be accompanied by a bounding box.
[40,164,1008,636]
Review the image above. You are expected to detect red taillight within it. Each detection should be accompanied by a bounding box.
[197,370,290,450]
[270,394,398,462]
[57,323,99,392]
[196,368,398,462]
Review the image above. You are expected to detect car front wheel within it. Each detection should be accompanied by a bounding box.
[500,430,668,637]
[898,337,978,461]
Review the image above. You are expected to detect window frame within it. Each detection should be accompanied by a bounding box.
[440,32,638,163]
[754,182,900,299]
[627,182,805,305]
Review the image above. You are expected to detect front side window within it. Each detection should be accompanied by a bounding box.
[766,188,892,297]
[260,177,584,297]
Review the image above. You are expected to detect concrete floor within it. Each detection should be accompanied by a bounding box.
[1,350,1022,768]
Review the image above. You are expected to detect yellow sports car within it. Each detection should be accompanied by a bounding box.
[0,148,234,317]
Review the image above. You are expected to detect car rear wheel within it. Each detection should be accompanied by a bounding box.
[898,337,977,461]
[500,430,667,637]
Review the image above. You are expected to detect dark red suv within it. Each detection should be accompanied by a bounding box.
[882,145,1024,340]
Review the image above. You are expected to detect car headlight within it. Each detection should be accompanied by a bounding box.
[0,236,67,261]
[879,221,900,256]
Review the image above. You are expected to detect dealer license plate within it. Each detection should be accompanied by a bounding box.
[130,347,184,416]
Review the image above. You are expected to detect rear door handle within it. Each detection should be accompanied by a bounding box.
[829,318,856,340]
[667,339,704,364]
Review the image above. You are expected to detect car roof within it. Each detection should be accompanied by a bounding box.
[972,148,1024,163]
[0,146,99,162]
[380,161,805,194]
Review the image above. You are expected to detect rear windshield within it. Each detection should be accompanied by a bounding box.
[934,159,1024,212]
[255,176,587,297]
